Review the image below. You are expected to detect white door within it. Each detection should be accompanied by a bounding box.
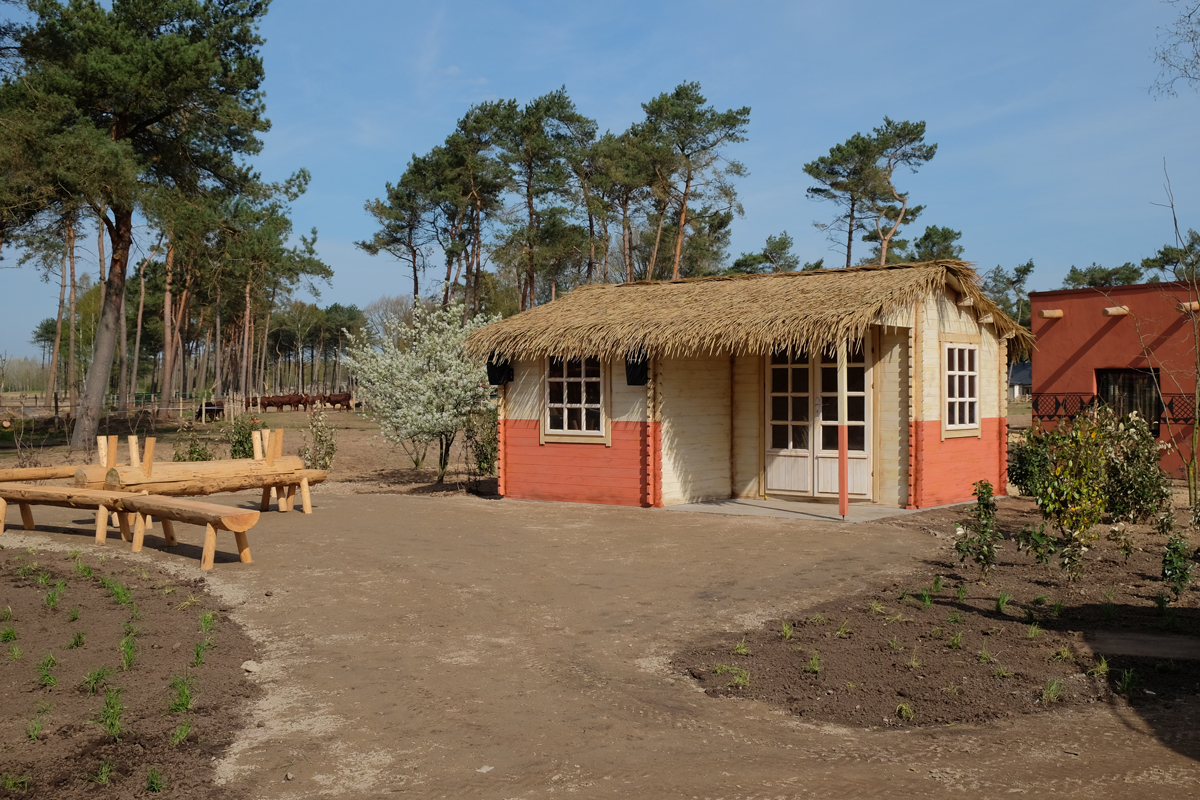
[765,341,872,499]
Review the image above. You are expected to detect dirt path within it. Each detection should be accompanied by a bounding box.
[5,494,1200,798]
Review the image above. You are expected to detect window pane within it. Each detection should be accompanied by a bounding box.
[772,368,788,394]
[947,347,954,369]
[793,425,809,450]
[772,396,789,422]
[822,367,837,394]
[771,350,787,365]
[946,402,956,425]
[968,349,975,372]
[549,409,564,430]
[821,425,839,451]
[821,396,838,422]
[968,375,976,400]
[848,396,865,422]
[958,375,966,399]
[848,425,865,451]
[959,402,968,424]
[947,375,956,398]
[792,367,808,394]
[792,347,809,365]
[585,408,601,431]
[549,357,564,378]
[584,381,600,405]
[959,349,967,372]
[847,367,864,393]
[566,407,581,430]
[549,382,563,404]
[771,424,789,449]
[849,341,865,363]
[566,382,582,404]
[821,347,836,365]
[968,402,976,425]
[584,357,601,377]
[566,358,582,378]
[792,396,809,422]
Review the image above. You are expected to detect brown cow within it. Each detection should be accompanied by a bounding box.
[323,392,352,411]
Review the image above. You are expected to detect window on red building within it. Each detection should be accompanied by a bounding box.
[1095,369,1162,435]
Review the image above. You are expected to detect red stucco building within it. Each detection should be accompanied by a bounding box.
[1030,282,1199,475]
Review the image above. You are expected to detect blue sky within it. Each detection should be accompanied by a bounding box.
[3,0,1199,358]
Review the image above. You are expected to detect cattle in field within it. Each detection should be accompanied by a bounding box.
[322,392,352,410]
[195,401,225,421]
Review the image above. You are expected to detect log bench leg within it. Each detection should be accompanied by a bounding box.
[131,513,146,553]
[161,518,177,547]
[201,523,217,571]
[95,506,108,546]
[117,512,133,543]
[300,476,312,515]
[19,503,34,531]
[0,497,7,535]
[276,485,288,513]
[285,485,296,512]
[260,487,272,512]
[233,530,252,563]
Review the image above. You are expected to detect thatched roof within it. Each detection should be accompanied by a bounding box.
[467,260,1034,361]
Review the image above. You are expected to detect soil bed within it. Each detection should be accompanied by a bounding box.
[0,545,257,798]
[675,497,1200,729]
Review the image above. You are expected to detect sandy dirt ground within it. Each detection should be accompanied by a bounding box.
[4,489,1199,799]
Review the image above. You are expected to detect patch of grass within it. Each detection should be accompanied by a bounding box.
[98,577,133,606]
[15,562,36,577]
[942,684,960,695]
[35,570,51,587]
[74,560,93,578]
[931,575,944,593]
[946,610,963,625]
[948,631,963,650]
[1116,668,1139,696]
[1031,594,1048,606]
[1026,623,1043,640]
[844,681,856,690]
[44,581,66,608]
[993,665,1014,679]
[1088,655,1109,678]
[0,626,15,642]
[884,613,906,625]
[145,767,165,793]
[168,673,195,713]
[780,620,793,640]
[805,650,821,674]
[67,549,81,560]
[193,638,213,668]
[996,592,1013,614]
[1,773,30,791]
[170,720,192,747]
[81,667,115,695]
[713,664,749,688]
[931,626,943,638]
[869,600,886,615]
[67,607,79,622]
[956,585,967,602]
[1052,646,1073,663]
[919,589,933,610]
[37,653,57,687]
[907,650,921,670]
[1,606,11,621]
[895,702,914,721]
[66,631,86,650]
[807,614,826,625]
[8,644,22,661]
[898,588,910,601]
[1051,600,1063,617]
[175,593,199,611]
[887,636,903,651]
[25,715,43,741]
[199,611,216,633]
[120,634,137,671]
[86,759,114,785]
[94,687,124,740]
[1154,592,1169,613]
[732,637,750,656]
[978,647,994,664]
[1041,679,1063,704]
[834,620,852,638]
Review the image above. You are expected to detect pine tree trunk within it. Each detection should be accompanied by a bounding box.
[671,171,693,281]
[158,238,175,417]
[240,280,252,396]
[214,288,222,401]
[116,292,128,414]
[67,222,77,418]
[46,243,67,404]
[129,262,147,404]
[845,198,856,270]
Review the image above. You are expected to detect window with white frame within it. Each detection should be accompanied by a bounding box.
[546,356,603,434]
[945,345,978,428]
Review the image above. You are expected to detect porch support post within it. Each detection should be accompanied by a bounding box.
[837,340,849,518]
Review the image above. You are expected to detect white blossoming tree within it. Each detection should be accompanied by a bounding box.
[345,301,495,483]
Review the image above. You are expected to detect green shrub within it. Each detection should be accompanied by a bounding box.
[1162,534,1193,599]
[1007,436,1050,497]
[464,404,499,476]
[172,422,215,462]
[222,414,265,460]
[1101,409,1172,527]
[955,480,1002,577]
[299,410,337,470]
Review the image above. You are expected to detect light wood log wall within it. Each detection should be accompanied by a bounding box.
[731,355,761,498]
[876,328,910,507]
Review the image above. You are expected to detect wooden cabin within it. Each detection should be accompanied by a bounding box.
[467,260,1032,511]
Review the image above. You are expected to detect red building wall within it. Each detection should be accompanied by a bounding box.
[908,419,1008,508]
[1030,282,1198,475]
[499,420,662,507]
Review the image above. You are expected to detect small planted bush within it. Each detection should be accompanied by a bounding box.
[955,480,1002,577]
[1162,534,1193,600]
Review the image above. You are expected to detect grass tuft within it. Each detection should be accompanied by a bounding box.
[1,774,31,791]
[807,614,826,625]
[66,631,86,650]
[978,647,994,664]
[67,607,80,623]
[8,644,22,661]
[946,610,963,625]
[805,649,821,674]
[955,585,967,602]
[170,720,192,746]
[1052,646,1073,663]
[948,631,963,650]
[713,664,749,688]
[81,667,115,696]
[993,665,1014,679]
[145,767,165,793]
[996,591,1013,614]
[1116,668,1139,696]
[931,575,944,593]
[1041,679,1063,704]
[887,636,903,652]
[74,560,93,578]
[199,611,216,633]
[120,634,137,671]
[732,637,750,656]
[94,687,124,740]
[37,653,57,687]
[86,759,114,785]
[895,702,914,721]
[869,600,886,615]
[98,577,133,606]
[1088,655,1109,678]
[1026,622,1042,640]
[193,638,213,668]
[834,620,852,638]
[0,626,15,642]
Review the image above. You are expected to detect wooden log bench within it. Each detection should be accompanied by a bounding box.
[0,484,260,571]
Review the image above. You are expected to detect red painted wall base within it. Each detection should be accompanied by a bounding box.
[908,417,1008,508]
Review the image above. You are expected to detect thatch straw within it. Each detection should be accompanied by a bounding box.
[466,260,1034,361]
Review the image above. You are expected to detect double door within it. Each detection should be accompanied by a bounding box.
[764,342,872,499]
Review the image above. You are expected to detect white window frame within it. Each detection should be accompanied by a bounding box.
[542,356,607,443]
[944,343,980,432]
